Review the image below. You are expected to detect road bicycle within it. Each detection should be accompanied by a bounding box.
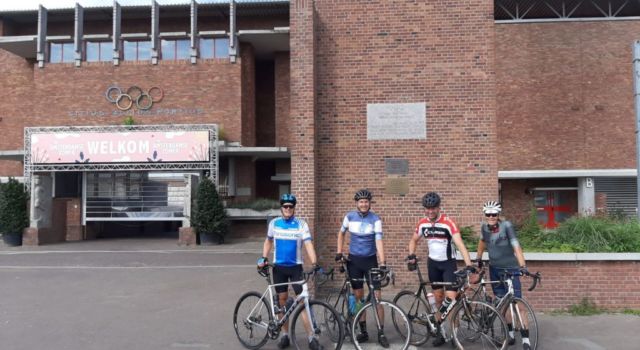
[325,258,411,350]
[468,267,541,350]
[392,258,508,350]
[233,264,344,350]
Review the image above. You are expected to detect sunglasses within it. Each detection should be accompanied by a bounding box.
[282,205,295,209]
[485,213,498,217]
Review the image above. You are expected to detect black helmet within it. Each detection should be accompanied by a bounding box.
[354,189,373,201]
[422,192,441,208]
[279,193,297,206]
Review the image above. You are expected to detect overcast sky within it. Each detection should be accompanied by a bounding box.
[0,0,237,11]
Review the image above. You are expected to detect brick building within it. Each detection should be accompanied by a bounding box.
[0,0,638,260]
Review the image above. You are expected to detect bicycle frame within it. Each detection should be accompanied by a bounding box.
[245,266,317,338]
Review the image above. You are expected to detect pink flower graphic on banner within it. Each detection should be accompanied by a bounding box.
[147,150,162,162]
[189,144,209,161]
[75,151,90,163]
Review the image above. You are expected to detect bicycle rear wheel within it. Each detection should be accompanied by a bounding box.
[233,291,271,350]
[451,301,507,350]
[325,290,349,341]
[290,299,344,350]
[352,300,411,350]
[504,297,538,350]
[392,290,431,346]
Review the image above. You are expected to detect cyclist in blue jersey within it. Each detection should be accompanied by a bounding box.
[257,193,320,350]
[335,189,389,348]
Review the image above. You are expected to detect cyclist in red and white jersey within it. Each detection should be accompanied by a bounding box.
[407,192,474,347]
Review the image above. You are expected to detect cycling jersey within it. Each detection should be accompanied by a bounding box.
[340,210,383,257]
[267,216,312,266]
[480,220,520,268]
[414,214,460,262]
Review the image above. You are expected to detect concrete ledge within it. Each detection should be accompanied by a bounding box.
[226,208,279,220]
[467,252,640,261]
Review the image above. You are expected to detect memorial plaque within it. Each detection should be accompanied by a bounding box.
[367,102,426,140]
[385,158,409,175]
[385,178,410,195]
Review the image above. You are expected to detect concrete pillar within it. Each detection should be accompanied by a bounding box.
[24,173,53,245]
[578,177,596,216]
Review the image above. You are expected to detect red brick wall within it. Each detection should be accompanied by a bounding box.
[275,52,291,148]
[309,0,497,278]
[496,21,639,171]
[230,220,267,239]
[289,0,317,235]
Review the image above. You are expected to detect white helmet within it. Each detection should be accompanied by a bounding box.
[483,201,502,214]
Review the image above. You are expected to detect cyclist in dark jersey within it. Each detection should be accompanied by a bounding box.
[476,200,531,350]
[335,189,389,348]
[407,192,474,347]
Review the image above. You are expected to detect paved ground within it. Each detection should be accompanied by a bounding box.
[0,237,638,350]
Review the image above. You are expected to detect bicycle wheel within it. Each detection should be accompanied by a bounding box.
[325,290,349,341]
[352,300,411,350]
[451,301,507,350]
[392,290,431,346]
[290,299,344,350]
[504,297,538,350]
[233,291,272,350]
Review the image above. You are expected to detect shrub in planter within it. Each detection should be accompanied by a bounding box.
[192,177,229,244]
[0,178,29,246]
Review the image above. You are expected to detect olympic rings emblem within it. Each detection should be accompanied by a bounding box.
[105,86,164,111]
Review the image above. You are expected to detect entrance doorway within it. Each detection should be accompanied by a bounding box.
[533,189,577,229]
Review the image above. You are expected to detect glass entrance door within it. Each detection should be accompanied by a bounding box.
[534,190,577,229]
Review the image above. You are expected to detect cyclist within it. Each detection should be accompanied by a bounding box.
[335,189,389,348]
[476,200,531,350]
[257,193,321,350]
[407,191,474,347]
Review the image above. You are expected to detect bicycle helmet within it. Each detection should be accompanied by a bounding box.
[280,193,297,206]
[354,189,373,201]
[422,192,441,208]
[482,201,502,214]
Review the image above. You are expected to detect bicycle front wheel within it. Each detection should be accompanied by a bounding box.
[504,297,538,350]
[232,291,271,350]
[352,300,411,350]
[290,299,344,350]
[325,289,349,340]
[451,301,508,350]
[392,290,431,346]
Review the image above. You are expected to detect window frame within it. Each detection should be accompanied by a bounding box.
[199,36,230,59]
[48,41,74,63]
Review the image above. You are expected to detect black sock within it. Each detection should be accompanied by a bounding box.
[359,321,367,333]
[521,329,529,338]
[507,323,513,331]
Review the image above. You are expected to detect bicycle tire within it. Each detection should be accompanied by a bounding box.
[290,299,344,350]
[352,300,411,350]
[233,291,272,350]
[503,297,538,350]
[451,301,508,350]
[325,290,350,340]
[392,290,431,346]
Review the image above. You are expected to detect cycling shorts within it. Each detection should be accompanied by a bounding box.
[273,264,304,294]
[428,258,458,291]
[489,266,522,298]
[347,254,380,290]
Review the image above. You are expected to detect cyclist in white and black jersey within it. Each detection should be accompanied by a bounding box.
[407,192,474,347]
[335,189,389,348]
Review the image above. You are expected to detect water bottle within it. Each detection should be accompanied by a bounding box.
[439,296,453,314]
[427,292,437,311]
[348,293,356,315]
[285,296,295,312]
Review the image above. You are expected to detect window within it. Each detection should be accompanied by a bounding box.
[199,37,229,59]
[123,40,151,61]
[161,39,190,60]
[86,41,111,62]
[49,42,74,63]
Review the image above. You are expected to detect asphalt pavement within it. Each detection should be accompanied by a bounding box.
[0,237,638,350]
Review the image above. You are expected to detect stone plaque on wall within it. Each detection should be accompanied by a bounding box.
[385,178,409,195]
[367,102,426,140]
[385,158,409,175]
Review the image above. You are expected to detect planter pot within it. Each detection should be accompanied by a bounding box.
[199,232,225,245]
[2,233,22,247]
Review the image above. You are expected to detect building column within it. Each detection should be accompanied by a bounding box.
[578,177,596,216]
[24,173,53,245]
[289,0,317,256]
